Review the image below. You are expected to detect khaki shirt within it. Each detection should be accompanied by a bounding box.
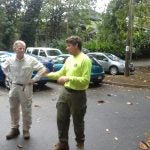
[1,54,45,84]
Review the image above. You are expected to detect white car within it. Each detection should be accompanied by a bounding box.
[0,51,12,62]
[26,47,63,59]
[88,52,135,75]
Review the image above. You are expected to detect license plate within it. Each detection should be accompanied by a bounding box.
[98,76,102,79]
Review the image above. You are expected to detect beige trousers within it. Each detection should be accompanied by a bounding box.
[9,84,33,131]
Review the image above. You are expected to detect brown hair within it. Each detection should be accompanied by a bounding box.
[66,36,82,50]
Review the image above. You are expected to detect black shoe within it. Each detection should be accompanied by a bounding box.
[6,128,20,140]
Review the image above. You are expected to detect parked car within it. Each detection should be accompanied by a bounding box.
[0,51,12,62]
[51,54,105,85]
[26,47,63,59]
[81,48,90,54]
[29,54,54,86]
[88,52,135,75]
[0,52,54,89]
[0,62,6,86]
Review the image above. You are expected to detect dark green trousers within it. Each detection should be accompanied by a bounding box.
[56,87,87,144]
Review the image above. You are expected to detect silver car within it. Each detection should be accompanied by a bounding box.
[88,52,135,75]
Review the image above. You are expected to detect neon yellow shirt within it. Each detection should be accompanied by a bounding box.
[47,52,92,90]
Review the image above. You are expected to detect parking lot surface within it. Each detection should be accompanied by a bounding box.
[0,83,150,150]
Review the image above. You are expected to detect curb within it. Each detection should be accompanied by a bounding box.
[103,81,150,89]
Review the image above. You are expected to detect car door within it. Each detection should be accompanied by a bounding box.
[32,49,39,56]
[94,54,109,72]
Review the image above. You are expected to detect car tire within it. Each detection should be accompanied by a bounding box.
[109,66,118,75]
[37,80,47,86]
[93,82,99,86]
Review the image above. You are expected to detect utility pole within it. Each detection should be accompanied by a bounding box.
[125,0,134,76]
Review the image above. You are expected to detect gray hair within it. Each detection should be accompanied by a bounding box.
[13,40,26,49]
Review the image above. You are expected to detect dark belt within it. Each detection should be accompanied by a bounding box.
[14,83,24,86]
[9,81,24,87]
[11,83,25,91]
[65,87,85,93]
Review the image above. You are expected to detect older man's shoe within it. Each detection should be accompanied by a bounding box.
[76,143,84,150]
[6,128,20,140]
[23,130,30,139]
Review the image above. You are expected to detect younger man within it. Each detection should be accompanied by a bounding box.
[47,36,92,150]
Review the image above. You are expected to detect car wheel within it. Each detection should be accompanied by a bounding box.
[93,82,99,86]
[5,78,10,89]
[109,66,118,75]
[37,80,47,86]
[37,83,47,87]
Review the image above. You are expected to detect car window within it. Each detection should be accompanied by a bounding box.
[52,56,66,64]
[32,49,39,55]
[0,53,12,62]
[95,55,106,61]
[26,49,31,54]
[0,53,6,56]
[105,53,120,61]
[90,58,96,65]
[39,50,46,57]
[88,55,98,65]
[46,50,62,56]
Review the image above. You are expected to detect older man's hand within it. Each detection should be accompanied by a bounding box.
[28,79,36,85]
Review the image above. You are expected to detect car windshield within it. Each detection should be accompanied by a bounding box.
[105,53,121,61]
[29,54,51,63]
[0,53,5,56]
[52,56,68,64]
[0,52,10,56]
[0,53,12,62]
[46,50,62,56]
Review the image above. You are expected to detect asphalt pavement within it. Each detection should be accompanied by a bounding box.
[0,83,150,150]
[132,58,150,67]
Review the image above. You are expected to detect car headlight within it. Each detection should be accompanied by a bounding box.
[120,64,125,67]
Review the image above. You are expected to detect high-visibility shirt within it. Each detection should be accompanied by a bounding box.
[47,52,92,90]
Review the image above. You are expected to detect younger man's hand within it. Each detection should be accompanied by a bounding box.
[57,76,69,85]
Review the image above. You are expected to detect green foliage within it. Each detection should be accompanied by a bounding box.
[55,39,67,53]
[84,38,125,57]
[0,0,22,50]
[39,0,97,43]
[85,0,150,58]
[0,0,149,58]
[133,0,150,57]
[20,0,43,47]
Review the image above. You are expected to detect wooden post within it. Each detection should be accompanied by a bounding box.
[125,0,134,76]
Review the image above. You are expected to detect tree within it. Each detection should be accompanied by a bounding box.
[133,0,150,57]
[38,0,97,46]
[20,0,43,47]
[85,0,150,58]
[0,0,22,50]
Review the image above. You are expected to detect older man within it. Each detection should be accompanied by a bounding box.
[47,36,92,150]
[2,40,48,140]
